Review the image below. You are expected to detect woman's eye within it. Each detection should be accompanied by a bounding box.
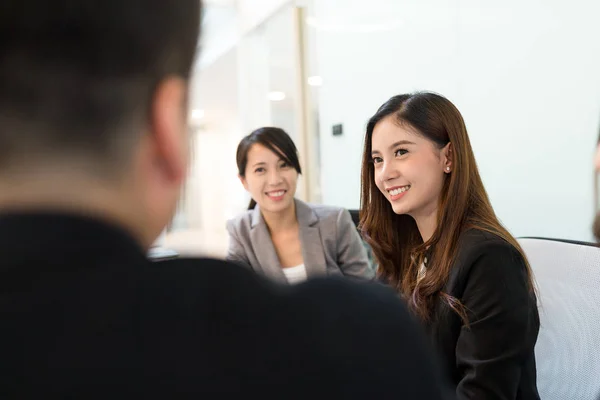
[255,167,265,173]
[395,149,408,157]
[372,157,383,165]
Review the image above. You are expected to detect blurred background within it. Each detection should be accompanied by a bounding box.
[164,0,600,257]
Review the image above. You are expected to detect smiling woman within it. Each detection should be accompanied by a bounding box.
[225,127,374,285]
[360,92,540,400]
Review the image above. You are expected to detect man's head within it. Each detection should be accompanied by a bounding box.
[0,1,201,247]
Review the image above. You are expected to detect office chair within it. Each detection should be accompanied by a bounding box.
[349,209,360,229]
[518,237,600,400]
[348,209,378,272]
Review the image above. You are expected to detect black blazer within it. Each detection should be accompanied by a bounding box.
[0,213,452,399]
[426,229,540,400]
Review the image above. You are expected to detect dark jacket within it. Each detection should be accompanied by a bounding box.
[426,229,540,400]
[0,213,452,399]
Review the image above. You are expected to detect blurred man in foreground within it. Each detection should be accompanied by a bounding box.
[0,1,450,398]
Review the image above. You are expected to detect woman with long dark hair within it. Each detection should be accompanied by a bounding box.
[227,127,373,284]
[360,92,540,399]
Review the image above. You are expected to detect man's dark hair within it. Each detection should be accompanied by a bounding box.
[0,0,202,175]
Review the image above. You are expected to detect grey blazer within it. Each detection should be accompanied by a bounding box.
[226,199,374,284]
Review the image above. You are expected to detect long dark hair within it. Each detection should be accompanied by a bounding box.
[236,127,302,209]
[359,92,535,322]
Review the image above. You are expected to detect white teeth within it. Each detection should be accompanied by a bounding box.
[268,190,285,197]
[389,186,410,196]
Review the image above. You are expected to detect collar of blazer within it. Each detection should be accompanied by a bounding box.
[249,198,327,282]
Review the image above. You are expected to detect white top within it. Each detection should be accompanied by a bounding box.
[282,264,308,285]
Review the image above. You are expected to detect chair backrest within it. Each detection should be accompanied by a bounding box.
[347,209,378,272]
[348,209,360,229]
[518,237,600,400]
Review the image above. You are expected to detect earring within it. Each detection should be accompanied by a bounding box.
[446,167,451,172]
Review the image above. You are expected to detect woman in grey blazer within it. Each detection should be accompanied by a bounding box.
[226,127,373,285]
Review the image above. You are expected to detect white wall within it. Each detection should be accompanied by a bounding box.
[313,0,600,240]
[198,0,292,70]
[167,48,243,258]
[198,5,239,69]
[237,0,291,34]
[170,3,299,257]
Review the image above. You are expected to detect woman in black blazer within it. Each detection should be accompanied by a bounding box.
[359,92,540,399]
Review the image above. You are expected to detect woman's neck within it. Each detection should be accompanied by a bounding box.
[413,208,438,243]
[261,201,298,234]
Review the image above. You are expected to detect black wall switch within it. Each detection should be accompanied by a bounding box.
[332,124,343,136]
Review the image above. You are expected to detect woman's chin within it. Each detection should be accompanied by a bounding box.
[261,197,294,213]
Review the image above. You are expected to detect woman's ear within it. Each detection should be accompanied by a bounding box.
[238,174,249,191]
[443,142,453,173]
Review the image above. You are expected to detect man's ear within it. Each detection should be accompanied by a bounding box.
[149,76,188,184]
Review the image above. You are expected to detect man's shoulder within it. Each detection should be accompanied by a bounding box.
[144,258,429,360]
[152,257,254,276]
[289,278,420,334]
[147,258,407,320]
[146,257,269,295]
